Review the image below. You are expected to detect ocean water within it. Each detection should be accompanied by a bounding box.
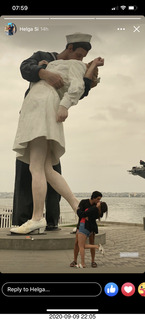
[0,195,145,225]
[60,196,145,225]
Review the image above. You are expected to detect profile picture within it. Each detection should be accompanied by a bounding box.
[4,23,17,36]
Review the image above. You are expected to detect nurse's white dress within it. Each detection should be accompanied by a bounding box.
[13,59,86,165]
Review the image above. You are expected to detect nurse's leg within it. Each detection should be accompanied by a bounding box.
[45,162,61,228]
[29,137,47,221]
[44,141,79,213]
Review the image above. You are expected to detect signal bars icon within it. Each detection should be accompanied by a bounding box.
[111,6,119,10]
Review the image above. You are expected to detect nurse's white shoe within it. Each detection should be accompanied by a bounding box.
[10,218,46,234]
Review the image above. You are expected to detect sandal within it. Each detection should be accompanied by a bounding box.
[70,260,77,267]
[91,262,97,268]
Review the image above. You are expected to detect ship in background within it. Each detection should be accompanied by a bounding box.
[128,160,145,179]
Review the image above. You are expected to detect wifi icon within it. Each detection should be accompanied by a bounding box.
[120,5,126,10]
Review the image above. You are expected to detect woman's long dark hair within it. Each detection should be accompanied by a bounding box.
[99,202,108,220]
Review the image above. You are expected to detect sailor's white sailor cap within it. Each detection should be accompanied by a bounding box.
[66,32,92,44]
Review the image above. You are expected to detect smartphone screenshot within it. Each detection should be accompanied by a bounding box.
[0,2,145,317]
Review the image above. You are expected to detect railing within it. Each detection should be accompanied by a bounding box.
[0,207,78,228]
[0,208,12,228]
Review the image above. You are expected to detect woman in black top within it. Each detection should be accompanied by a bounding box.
[70,191,102,268]
[77,201,108,268]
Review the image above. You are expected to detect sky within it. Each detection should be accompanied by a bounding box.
[0,15,145,193]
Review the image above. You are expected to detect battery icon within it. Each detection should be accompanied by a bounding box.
[128,5,138,10]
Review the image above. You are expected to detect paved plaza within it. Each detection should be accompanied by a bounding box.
[0,223,145,273]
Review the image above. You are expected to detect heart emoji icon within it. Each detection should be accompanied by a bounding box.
[121,283,135,296]
[124,286,132,293]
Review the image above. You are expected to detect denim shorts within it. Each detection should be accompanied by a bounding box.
[78,222,91,237]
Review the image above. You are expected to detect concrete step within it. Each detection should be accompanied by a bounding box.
[0,227,106,250]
